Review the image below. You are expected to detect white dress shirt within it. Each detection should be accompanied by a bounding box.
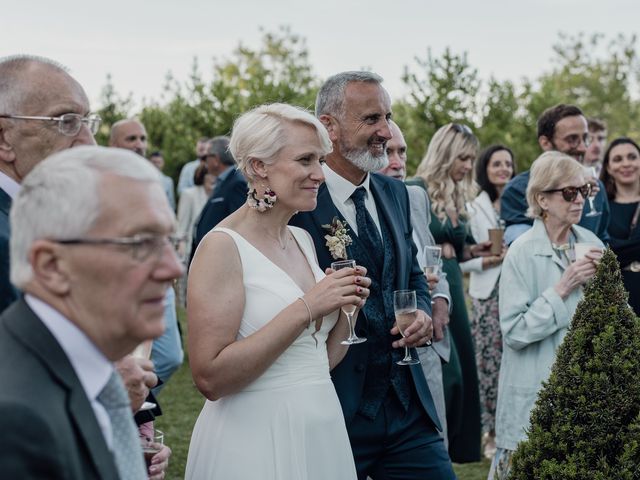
[25,294,115,448]
[0,171,20,199]
[322,164,383,241]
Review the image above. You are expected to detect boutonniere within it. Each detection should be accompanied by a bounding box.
[322,217,353,260]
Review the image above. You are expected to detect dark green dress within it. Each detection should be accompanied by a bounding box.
[406,178,481,462]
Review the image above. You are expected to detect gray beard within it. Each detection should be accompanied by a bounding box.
[343,146,389,172]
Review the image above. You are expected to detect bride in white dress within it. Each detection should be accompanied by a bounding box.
[185,103,370,479]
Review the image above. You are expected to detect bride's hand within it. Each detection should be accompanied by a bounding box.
[303,267,370,317]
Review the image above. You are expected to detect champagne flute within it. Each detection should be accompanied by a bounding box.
[331,259,366,345]
[583,166,601,217]
[393,290,420,365]
[423,245,442,277]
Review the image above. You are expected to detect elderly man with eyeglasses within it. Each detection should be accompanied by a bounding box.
[500,103,610,245]
[0,55,99,313]
[0,146,184,479]
[0,55,173,479]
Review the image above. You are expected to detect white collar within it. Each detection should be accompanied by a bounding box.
[25,294,113,401]
[0,171,20,199]
[322,163,372,205]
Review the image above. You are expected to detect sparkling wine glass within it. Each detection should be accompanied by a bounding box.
[423,246,442,277]
[331,259,366,345]
[583,166,601,217]
[393,290,420,365]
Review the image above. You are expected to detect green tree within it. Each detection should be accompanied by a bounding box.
[137,26,320,183]
[528,33,640,145]
[394,48,481,174]
[94,74,132,146]
[510,249,640,479]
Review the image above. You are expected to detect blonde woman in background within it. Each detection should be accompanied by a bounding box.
[408,123,490,462]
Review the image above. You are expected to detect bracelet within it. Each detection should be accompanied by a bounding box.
[298,296,313,328]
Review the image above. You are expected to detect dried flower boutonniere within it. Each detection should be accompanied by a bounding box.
[322,217,353,260]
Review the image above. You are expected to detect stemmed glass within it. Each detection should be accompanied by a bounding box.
[331,259,366,345]
[393,290,420,365]
[583,166,601,217]
[423,246,442,277]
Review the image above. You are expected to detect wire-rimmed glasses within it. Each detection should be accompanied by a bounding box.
[55,233,186,262]
[0,113,101,136]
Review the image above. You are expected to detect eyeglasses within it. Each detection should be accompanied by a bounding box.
[561,133,591,149]
[0,113,101,136]
[542,184,592,202]
[55,233,185,262]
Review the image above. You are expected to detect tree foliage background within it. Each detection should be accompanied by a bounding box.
[95,28,640,184]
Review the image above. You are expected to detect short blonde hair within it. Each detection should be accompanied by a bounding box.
[526,151,584,219]
[414,123,478,222]
[229,103,332,183]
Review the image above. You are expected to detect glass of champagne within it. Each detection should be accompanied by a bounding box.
[140,428,164,468]
[393,289,420,365]
[583,166,601,217]
[331,259,366,345]
[423,246,442,277]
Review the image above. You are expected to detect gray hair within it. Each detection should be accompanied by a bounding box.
[206,136,234,167]
[315,71,383,119]
[0,55,69,113]
[526,151,584,219]
[229,103,332,183]
[10,146,161,287]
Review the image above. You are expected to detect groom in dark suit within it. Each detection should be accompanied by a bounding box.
[291,71,456,479]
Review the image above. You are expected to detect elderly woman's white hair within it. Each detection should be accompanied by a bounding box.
[229,103,332,183]
[526,151,585,219]
[10,146,162,287]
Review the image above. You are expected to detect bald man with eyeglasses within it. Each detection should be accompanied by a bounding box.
[0,55,98,313]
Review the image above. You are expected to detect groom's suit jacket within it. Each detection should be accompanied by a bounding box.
[0,299,120,479]
[291,173,441,429]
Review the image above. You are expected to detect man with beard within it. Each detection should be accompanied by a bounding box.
[501,104,609,244]
[291,71,455,479]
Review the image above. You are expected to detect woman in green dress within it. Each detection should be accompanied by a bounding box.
[408,123,490,462]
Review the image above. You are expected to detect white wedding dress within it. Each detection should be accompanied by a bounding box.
[185,226,357,480]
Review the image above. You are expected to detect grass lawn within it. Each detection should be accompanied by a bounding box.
[156,309,491,479]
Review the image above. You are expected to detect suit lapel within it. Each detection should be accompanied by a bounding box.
[300,183,342,269]
[370,176,407,287]
[4,300,119,479]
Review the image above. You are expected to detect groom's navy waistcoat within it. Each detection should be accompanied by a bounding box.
[290,173,441,431]
[348,203,411,419]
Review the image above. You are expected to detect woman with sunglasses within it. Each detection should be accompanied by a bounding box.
[599,137,640,315]
[460,145,515,460]
[489,151,603,479]
[409,123,488,462]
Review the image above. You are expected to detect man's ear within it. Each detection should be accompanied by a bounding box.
[0,122,17,164]
[319,114,339,143]
[29,240,71,296]
[538,135,553,152]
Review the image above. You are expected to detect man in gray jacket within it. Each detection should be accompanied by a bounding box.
[379,120,452,446]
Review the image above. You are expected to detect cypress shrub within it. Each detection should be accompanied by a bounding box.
[510,248,640,479]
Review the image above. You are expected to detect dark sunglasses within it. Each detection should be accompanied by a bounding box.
[542,184,592,202]
[451,123,473,136]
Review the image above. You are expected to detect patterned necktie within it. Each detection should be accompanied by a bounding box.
[351,187,384,268]
[98,371,147,480]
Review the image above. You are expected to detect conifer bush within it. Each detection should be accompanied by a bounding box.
[510,248,640,479]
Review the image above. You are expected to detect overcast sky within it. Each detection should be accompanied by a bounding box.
[3,0,638,110]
